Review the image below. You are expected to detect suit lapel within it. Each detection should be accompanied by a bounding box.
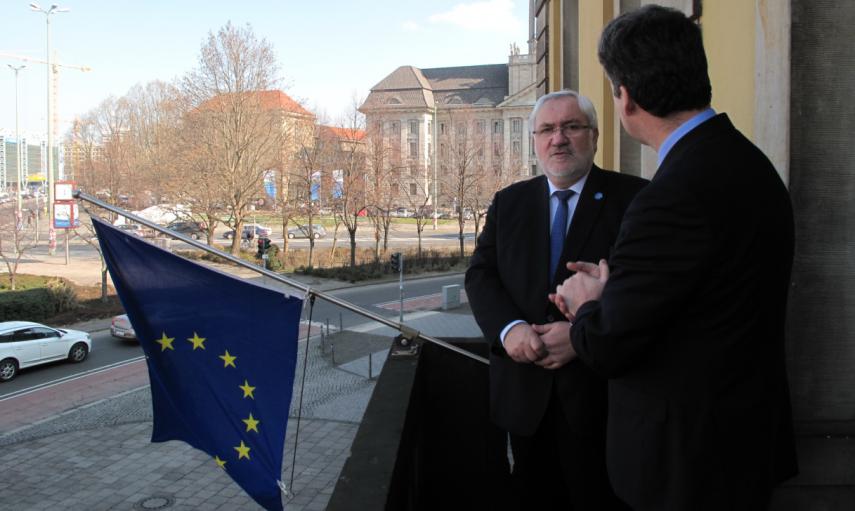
[561,166,607,272]
[533,176,552,290]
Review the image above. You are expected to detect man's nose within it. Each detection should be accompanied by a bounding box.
[550,128,570,142]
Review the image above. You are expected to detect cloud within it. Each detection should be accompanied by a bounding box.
[428,0,523,33]
[402,20,422,32]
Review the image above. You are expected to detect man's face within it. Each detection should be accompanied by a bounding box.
[533,97,599,187]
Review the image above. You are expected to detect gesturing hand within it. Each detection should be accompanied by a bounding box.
[554,259,610,317]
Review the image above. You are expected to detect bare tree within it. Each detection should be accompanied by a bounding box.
[325,100,370,269]
[402,177,433,258]
[78,95,134,222]
[290,121,333,269]
[468,157,518,244]
[0,211,38,290]
[363,122,399,260]
[180,22,284,255]
[438,109,487,257]
[71,210,110,301]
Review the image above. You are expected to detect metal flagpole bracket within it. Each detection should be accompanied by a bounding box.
[391,325,421,357]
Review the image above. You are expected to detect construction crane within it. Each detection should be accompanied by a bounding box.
[0,51,91,146]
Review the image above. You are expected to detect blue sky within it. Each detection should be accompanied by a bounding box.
[0,0,530,139]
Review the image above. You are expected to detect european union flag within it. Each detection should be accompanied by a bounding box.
[92,217,302,511]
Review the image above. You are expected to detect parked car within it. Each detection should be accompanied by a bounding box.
[391,207,413,218]
[0,321,92,382]
[117,223,154,238]
[287,224,327,239]
[223,223,272,240]
[110,314,136,340]
[167,220,207,240]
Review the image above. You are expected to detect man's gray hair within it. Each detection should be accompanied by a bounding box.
[529,90,599,132]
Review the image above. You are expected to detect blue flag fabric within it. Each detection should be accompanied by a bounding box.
[92,217,302,511]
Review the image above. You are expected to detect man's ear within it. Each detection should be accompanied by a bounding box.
[616,85,637,116]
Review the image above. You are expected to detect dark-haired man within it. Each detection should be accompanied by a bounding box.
[466,90,646,509]
[551,5,798,510]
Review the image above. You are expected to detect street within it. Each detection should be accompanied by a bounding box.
[0,273,467,400]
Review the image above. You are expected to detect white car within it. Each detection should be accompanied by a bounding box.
[110,314,136,340]
[0,321,92,382]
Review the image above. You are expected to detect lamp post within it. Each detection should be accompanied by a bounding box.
[8,64,26,217]
[30,2,69,255]
[432,105,438,230]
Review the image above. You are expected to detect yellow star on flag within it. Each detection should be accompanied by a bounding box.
[234,440,251,460]
[214,456,227,469]
[239,380,256,399]
[156,333,175,351]
[242,413,260,433]
[219,350,237,368]
[187,332,206,350]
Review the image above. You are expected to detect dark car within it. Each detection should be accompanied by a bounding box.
[167,221,207,240]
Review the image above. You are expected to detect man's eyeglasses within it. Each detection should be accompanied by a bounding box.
[532,123,592,138]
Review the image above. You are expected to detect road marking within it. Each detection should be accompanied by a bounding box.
[0,356,146,402]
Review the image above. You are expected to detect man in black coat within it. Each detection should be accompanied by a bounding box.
[466,90,646,509]
[551,6,798,510]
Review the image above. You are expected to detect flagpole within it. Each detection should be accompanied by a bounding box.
[74,190,488,366]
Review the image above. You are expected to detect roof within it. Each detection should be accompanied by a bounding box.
[254,90,315,117]
[319,125,366,142]
[197,90,315,118]
[360,64,508,112]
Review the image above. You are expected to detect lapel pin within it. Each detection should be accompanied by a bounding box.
[594,192,604,200]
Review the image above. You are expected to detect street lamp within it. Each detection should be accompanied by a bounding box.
[30,2,69,255]
[432,105,438,230]
[7,64,26,217]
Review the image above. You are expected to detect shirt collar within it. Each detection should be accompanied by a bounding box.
[657,107,716,166]
[547,171,589,197]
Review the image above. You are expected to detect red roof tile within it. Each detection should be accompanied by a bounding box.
[320,125,367,141]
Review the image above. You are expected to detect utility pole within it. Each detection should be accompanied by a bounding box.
[432,106,439,230]
[8,64,26,218]
[30,2,70,255]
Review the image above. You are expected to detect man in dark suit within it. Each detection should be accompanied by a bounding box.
[465,90,646,509]
[550,6,798,510]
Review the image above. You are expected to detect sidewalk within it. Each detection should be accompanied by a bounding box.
[2,243,484,510]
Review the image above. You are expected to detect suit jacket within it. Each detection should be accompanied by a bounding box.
[570,114,798,510]
[465,165,647,436]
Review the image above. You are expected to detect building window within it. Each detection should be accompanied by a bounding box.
[389,121,401,139]
[456,122,467,137]
[391,182,399,194]
[410,183,417,195]
[476,120,487,135]
[409,120,418,135]
[440,123,447,135]
[511,118,522,134]
[493,141,502,157]
[493,120,503,135]
[512,140,521,156]
[410,141,418,158]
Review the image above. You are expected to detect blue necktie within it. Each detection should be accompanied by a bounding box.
[550,189,575,279]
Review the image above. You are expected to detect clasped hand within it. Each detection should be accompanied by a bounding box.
[504,321,574,369]
[504,259,610,370]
